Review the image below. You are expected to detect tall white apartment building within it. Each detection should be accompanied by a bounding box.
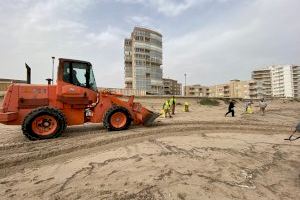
[270,65,292,97]
[269,65,300,98]
[292,65,300,98]
[251,65,300,98]
[124,27,163,95]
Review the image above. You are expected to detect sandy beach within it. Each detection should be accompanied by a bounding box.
[0,98,299,200]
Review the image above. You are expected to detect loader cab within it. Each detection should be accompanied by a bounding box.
[59,59,98,92]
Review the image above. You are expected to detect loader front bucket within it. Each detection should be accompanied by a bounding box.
[143,110,160,126]
[133,103,160,126]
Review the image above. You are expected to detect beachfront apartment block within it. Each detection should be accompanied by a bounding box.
[163,78,182,95]
[209,84,230,98]
[209,80,250,99]
[251,69,272,99]
[184,85,210,97]
[270,65,300,98]
[124,27,163,95]
[251,65,300,98]
[0,78,26,96]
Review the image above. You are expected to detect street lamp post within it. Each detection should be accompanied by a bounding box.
[51,57,55,85]
[184,73,187,96]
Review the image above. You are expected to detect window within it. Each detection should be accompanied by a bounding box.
[63,62,97,91]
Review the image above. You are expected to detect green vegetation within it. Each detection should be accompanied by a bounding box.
[199,98,220,106]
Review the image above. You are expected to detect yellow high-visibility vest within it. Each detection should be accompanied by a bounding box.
[163,101,170,110]
[169,98,176,105]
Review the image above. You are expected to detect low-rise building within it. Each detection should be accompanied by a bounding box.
[98,87,146,96]
[209,84,230,98]
[184,85,210,97]
[163,78,182,95]
[209,80,250,99]
[0,78,26,95]
[229,80,250,99]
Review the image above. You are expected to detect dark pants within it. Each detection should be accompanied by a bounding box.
[225,109,234,117]
[171,105,175,114]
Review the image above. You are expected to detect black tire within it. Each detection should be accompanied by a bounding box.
[103,106,131,131]
[22,107,67,140]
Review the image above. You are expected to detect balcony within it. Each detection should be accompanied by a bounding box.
[125,77,133,82]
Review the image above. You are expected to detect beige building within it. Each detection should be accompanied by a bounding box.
[184,85,210,97]
[209,84,230,98]
[98,87,146,96]
[124,27,163,95]
[249,81,262,99]
[209,80,250,99]
[163,78,182,95]
[229,80,250,98]
[251,69,272,98]
[0,78,26,95]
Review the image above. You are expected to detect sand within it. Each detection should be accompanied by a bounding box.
[0,98,299,200]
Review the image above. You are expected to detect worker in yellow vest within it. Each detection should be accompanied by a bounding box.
[163,100,172,118]
[169,96,176,115]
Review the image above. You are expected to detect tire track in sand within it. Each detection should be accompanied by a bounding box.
[0,121,292,170]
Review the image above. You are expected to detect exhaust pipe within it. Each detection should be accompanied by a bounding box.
[46,78,52,85]
[25,63,31,84]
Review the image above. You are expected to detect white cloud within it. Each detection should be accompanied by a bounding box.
[150,0,196,16]
[0,0,126,87]
[163,0,300,85]
[0,0,299,88]
[126,15,153,27]
[117,0,197,16]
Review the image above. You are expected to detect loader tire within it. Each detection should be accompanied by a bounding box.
[103,106,131,131]
[22,107,67,140]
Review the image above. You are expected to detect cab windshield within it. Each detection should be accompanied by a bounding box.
[63,62,98,92]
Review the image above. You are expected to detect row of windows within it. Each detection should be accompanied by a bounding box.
[134,47,162,55]
[135,59,162,65]
[135,54,150,59]
[134,36,162,46]
[134,31,151,37]
[134,55,162,62]
[135,60,144,65]
[135,60,161,65]
[135,48,150,53]
[133,72,162,78]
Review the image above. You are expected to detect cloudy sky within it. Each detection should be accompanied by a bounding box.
[0,0,299,87]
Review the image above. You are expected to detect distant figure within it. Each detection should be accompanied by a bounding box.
[225,100,235,117]
[284,122,300,141]
[244,100,250,112]
[259,98,268,116]
[170,96,176,115]
[246,100,254,114]
[163,100,172,118]
[184,102,189,112]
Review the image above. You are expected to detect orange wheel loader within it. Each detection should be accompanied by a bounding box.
[0,58,159,140]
